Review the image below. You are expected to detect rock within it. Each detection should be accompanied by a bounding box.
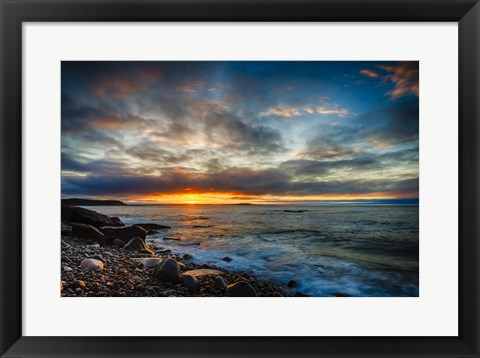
[182,253,193,260]
[133,223,171,230]
[70,223,108,245]
[214,276,228,290]
[80,258,104,272]
[92,255,106,264]
[131,257,163,267]
[100,225,147,243]
[146,230,157,235]
[222,256,232,262]
[123,237,152,254]
[60,282,64,292]
[287,279,298,288]
[183,275,199,292]
[226,281,257,297]
[153,259,181,283]
[113,239,125,247]
[182,269,223,277]
[70,280,86,290]
[163,237,180,241]
[68,206,124,227]
[63,266,73,272]
[61,205,74,222]
[156,248,171,254]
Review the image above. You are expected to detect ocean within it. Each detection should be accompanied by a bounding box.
[89,204,419,297]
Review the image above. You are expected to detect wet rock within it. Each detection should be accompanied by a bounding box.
[287,280,298,288]
[80,258,104,272]
[156,248,171,254]
[226,281,257,297]
[183,275,199,292]
[123,237,152,253]
[68,206,124,227]
[70,223,108,245]
[147,230,157,235]
[63,266,73,272]
[214,276,228,290]
[153,259,181,283]
[222,256,232,262]
[182,253,193,260]
[100,225,147,243]
[113,239,125,248]
[133,223,171,230]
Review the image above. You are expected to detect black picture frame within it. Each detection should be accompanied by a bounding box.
[1,0,479,357]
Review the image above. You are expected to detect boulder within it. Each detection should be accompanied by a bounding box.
[80,258,104,272]
[70,223,108,245]
[153,259,181,283]
[182,253,193,260]
[183,275,199,292]
[214,276,228,290]
[100,225,147,243]
[113,239,125,248]
[133,223,171,230]
[68,206,124,227]
[123,237,152,254]
[226,281,257,297]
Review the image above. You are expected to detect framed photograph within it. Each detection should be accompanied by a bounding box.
[1,0,479,357]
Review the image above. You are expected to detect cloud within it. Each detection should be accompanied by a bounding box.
[90,63,163,99]
[316,105,350,117]
[260,105,302,118]
[360,62,419,99]
[360,69,380,78]
[379,62,419,99]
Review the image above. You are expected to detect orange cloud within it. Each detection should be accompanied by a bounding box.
[260,105,302,118]
[378,62,419,99]
[360,69,380,78]
[361,62,419,100]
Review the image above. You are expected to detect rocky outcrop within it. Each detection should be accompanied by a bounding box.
[70,223,108,245]
[64,206,124,228]
[100,225,147,243]
[225,281,257,297]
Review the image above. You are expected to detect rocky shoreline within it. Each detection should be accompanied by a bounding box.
[61,205,298,297]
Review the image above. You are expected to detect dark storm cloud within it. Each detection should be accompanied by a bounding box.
[62,166,418,197]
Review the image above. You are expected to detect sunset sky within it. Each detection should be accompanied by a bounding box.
[61,61,419,204]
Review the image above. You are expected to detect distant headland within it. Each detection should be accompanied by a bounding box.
[61,198,127,206]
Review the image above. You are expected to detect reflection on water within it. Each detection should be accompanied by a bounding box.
[92,204,419,297]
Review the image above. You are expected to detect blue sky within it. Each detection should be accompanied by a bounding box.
[61,61,419,204]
